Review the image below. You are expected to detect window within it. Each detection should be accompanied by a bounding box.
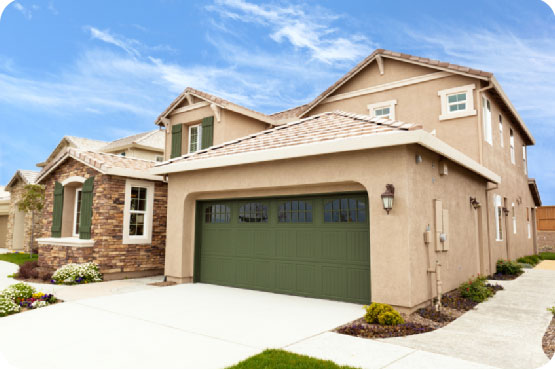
[499,115,504,147]
[324,198,366,223]
[482,96,492,145]
[527,208,531,239]
[72,188,82,237]
[522,146,527,174]
[368,100,397,120]
[205,204,231,223]
[189,124,202,153]
[123,180,155,244]
[495,194,503,241]
[510,129,515,164]
[511,203,516,234]
[120,152,126,157]
[438,84,476,120]
[278,200,313,223]
[239,202,268,223]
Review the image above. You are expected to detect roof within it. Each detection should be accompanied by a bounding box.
[152,111,500,184]
[5,169,40,190]
[528,178,542,206]
[100,129,164,153]
[36,148,164,184]
[155,87,276,126]
[37,136,108,167]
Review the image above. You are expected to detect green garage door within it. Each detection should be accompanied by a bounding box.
[195,193,370,304]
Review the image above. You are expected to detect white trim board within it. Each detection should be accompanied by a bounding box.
[151,129,500,184]
[170,101,210,115]
[323,72,451,104]
[37,237,94,248]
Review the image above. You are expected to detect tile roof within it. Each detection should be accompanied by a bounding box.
[100,129,164,152]
[65,136,108,151]
[157,111,421,166]
[37,148,158,184]
[5,169,40,190]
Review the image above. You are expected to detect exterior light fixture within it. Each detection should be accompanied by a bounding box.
[502,207,510,216]
[381,184,395,214]
[469,197,480,209]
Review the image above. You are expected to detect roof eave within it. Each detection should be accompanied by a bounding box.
[528,178,542,206]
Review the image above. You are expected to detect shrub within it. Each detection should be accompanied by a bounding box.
[51,262,102,285]
[496,260,523,275]
[377,310,404,326]
[1,282,35,301]
[364,303,393,324]
[459,275,493,303]
[539,252,555,260]
[0,295,20,317]
[18,260,39,279]
[516,255,541,266]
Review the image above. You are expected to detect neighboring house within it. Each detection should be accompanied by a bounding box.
[0,186,10,249]
[536,204,555,253]
[35,149,167,279]
[151,49,540,310]
[4,170,40,251]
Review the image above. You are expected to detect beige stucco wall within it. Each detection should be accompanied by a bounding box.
[164,106,269,161]
[0,215,8,249]
[163,144,493,309]
[106,148,163,162]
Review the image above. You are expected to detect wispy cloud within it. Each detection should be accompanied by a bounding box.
[13,2,32,19]
[207,0,374,64]
[86,27,141,57]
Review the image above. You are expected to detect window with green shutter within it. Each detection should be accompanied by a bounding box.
[51,182,64,237]
[78,176,94,239]
[201,116,214,149]
[171,123,183,158]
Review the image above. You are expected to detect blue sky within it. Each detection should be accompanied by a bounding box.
[0,0,554,203]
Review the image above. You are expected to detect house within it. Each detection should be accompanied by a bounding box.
[35,148,167,279]
[151,49,540,310]
[0,186,10,250]
[4,170,40,251]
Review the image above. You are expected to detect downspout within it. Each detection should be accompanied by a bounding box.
[477,81,494,165]
[485,182,498,274]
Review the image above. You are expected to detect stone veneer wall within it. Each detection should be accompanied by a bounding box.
[538,231,555,253]
[5,179,41,252]
[38,157,167,276]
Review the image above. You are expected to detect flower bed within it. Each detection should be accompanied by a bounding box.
[0,283,59,317]
[51,262,103,285]
[336,277,503,339]
[488,259,523,280]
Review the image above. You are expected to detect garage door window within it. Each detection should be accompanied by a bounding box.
[324,198,366,223]
[239,202,268,223]
[278,200,313,223]
[205,204,231,223]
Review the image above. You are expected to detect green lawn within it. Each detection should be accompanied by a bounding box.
[539,252,555,260]
[228,349,355,369]
[0,253,38,266]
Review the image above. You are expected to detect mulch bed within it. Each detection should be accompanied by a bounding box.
[487,272,523,280]
[335,283,504,339]
[543,316,555,359]
[148,281,177,287]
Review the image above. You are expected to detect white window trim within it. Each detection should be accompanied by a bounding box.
[523,146,527,174]
[438,84,477,121]
[72,188,82,237]
[367,100,397,120]
[510,130,515,164]
[512,202,517,235]
[499,115,504,147]
[123,179,155,245]
[482,96,493,145]
[188,124,202,153]
[61,176,86,186]
[495,194,503,241]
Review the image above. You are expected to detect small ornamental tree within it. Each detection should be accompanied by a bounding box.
[17,184,45,255]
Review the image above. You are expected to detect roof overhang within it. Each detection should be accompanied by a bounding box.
[151,129,500,184]
[5,171,29,191]
[528,178,542,206]
[102,143,164,154]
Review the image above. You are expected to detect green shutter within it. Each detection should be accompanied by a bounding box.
[171,124,183,158]
[79,176,94,240]
[201,116,214,149]
[51,182,64,237]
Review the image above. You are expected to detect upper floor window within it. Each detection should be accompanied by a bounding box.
[189,124,202,153]
[324,198,366,223]
[368,100,397,120]
[482,96,492,145]
[278,200,313,223]
[522,146,527,174]
[510,129,515,164]
[239,202,268,223]
[123,180,154,244]
[499,115,504,147]
[494,194,503,241]
[72,188,82,237]
[438,84,476,121]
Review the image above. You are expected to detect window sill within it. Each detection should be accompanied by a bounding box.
[439,109,476,121]
[122,236,152,245]
[37,237,95,248]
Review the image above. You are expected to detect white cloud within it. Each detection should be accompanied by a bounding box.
[86,27,141,57]
[13,2,32,19]
[208,0,374,64]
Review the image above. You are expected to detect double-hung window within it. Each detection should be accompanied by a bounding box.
[72,188,82,237]
[499,115,504,147]
[123,180,155,244]
[494,194,503,241]
[368,100,397,120]
[482,96,492,145]
[189,124,202,153]
[510,129,515,164]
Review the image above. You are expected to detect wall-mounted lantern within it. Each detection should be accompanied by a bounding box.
[381,184,395,214]
[470,197,481,209]
[502,207,510,216]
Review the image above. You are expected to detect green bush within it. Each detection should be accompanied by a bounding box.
[496,259,523,275]
[459,275,493,303]
[377,310,404,325]
[1,282,35,301]
[547,306,555,316]
[516,255,541,266]
[363,303,393,324]
[539,252,555,260]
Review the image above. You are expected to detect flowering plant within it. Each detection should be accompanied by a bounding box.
[0,283,56,317]
[0,295,20,317]
[51,262,103,285]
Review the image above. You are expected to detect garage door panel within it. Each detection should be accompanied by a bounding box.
[276,263,297,292]
[202,229,234,256]
[322,231,347,261]
[347,268,371,301]
[235,231,254,257]
[235,259,255,286]
[346,231,370,263]
[200,256,236,285]
[296,264,322,296]
[276,231,296,258]
[296,230,320,259]
[322,266,347,298]
[253,230,276,257]
[253,261,275,290]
